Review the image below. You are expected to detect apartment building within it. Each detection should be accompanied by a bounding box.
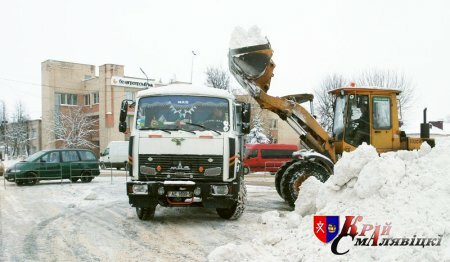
[41,60,155,155]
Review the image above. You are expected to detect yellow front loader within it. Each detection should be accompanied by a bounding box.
[229,39,435,207]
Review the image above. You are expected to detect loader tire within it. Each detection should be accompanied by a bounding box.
[216,175,247,220]
[275,159,297,200]
[280,161,330,208]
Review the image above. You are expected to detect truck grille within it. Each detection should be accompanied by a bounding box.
[138,154,223,177]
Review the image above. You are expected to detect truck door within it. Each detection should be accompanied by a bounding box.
[371,96,393,151]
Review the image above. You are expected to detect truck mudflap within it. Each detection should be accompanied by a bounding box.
[127,181,239,209]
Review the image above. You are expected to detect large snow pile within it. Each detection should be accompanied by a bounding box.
[208,138,450,261]
[229,26,267,49]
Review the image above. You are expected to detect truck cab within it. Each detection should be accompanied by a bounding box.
[119,85,251,220]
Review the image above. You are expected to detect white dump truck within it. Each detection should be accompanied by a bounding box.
[118,85,251,220]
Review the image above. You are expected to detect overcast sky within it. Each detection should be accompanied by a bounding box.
[1,0,449,127]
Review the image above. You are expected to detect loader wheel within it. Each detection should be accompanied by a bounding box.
[275,160,297,200]
[216,175,247,220]
[136,206,156,220]
[280,161,330,208]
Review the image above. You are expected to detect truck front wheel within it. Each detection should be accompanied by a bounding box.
[216,177,247,220]
[136,206,156,220]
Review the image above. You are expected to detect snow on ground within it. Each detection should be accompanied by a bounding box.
[0,174,289,261]
[208,137,450,262]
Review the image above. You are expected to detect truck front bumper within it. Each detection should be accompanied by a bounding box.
[127,180,239,209]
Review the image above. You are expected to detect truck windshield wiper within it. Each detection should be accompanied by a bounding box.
[185,122,221,135]
[137,127,171,134]
[165,128,196,135]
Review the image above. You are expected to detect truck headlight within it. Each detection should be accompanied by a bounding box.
[211,185,228,195]
[194,186,201,196]
[157,186,165,195]
[132,184,148,195]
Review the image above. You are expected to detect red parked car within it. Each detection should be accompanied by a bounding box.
[243,144,299,175]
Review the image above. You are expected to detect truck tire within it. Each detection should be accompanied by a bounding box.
[216,176,247,220]
[280,161,330,208]
[275,159,297,199]
[136,206,156,220]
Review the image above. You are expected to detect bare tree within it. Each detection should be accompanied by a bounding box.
[5,102,30,156]
[314,74,348,133]
[356,69,415,112]
[52,106,98,149]
[0,100,7,156]
[205,66,230,90]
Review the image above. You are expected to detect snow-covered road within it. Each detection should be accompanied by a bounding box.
[0,175,288,261]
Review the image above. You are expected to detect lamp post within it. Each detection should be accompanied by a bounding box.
[190,50,197,84]
[139,67,150,89]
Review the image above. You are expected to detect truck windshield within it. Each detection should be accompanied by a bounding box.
[136,95,230,132]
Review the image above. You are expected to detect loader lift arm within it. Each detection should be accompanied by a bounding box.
[228,42,336,163]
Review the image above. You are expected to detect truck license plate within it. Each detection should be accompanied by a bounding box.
[167,191,193,197]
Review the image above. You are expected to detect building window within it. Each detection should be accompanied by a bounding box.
[84,94,90,105]
[57,93,78,105]
[93,92,99,104]
[124,91,134,101]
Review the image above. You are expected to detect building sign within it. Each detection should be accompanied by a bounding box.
[111,76,154,89]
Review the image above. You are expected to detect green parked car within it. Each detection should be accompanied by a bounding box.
[4,149,100,186]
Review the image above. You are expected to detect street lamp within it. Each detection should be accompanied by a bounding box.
[139,67,150,89]
[190,50,197,84]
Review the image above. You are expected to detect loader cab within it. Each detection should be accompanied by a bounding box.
[331,87,401,153]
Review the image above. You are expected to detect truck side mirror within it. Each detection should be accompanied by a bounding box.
[241,103,251,134]
[119,100,128,122]
[119,100,129,133]
[119,122,127,133]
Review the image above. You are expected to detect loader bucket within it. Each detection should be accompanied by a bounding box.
[229,42,275,94]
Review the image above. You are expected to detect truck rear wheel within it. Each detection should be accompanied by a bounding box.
[136,206,156,220]
[216,176,247,220]
[275,159,296,199]
[280,161,330,208]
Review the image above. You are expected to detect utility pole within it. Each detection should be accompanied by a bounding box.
[190,51,197,84]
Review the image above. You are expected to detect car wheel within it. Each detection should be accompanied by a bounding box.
[71,177,79,183]
[25,172,38,186]
[80,171,93,183]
